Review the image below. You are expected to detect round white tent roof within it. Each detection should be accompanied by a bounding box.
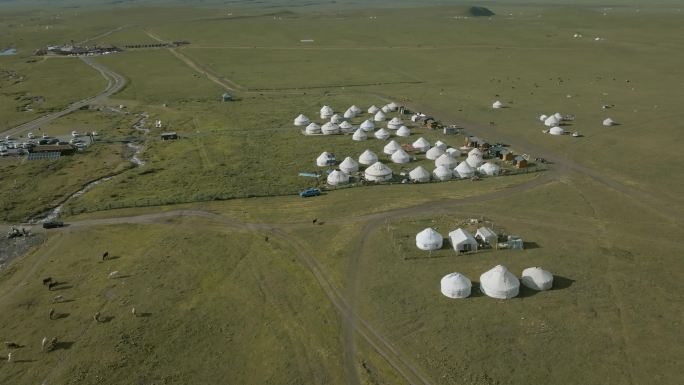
[521,267,554,291]
[412,137,431,152]
[388,117,403,129]
[305,122,321,135]
[320,105,334,118]
[321,122,340,135]
[316,152,333,167]
[368,105,380,114]
[478,162,501,176]
[340,121,353,130]
[350,105,362,114]
[549,126,564,136]
[480,265,520,299]
[466,155,483,168]
[374,111,386,122]
[294,114,310,126]
[603,118,615,126]
[360,119,375,132]
[553,112,563,120]
[330,114,343,124]
[383,140,402,154]
[352,128,368,141]
[468,148,483,158]
[433,165,452,181]
[492,100,503,109]
[388,102,399,111]
[396,126,411,137]
[440,273,472,299]
[455,161,475,178]
[434,140,448,151]
[374,128,390,140]
[416,228,443,251]
[327,170,349,186]
[343,108,356,119]
[539,114,548,122]
[381,105,391,113]
[409,166,430,182]
[358,149,378,165]
[435,153,458,169]
[339,157,359,174]
[544,115,560,127]
[426,146,445,160]
[364,161,393,181]
[391,148,410,164]
[446,148,461,157]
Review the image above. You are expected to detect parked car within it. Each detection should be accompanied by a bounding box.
[42,220,65,229]
[299,188,321,198]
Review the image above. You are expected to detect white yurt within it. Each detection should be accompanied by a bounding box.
[416,228,443,251]
[345,108,357,119]
[521,267,554,291]
[381,104,391,113]
[294,114,310,126]
[387,102,400,111]
[553,112,563,120]
[368,105,380,114]
[374,110,386,122]
[383,140,402,155]
[360,119,375,132]
[391,148,410,164]
[330,114,343,124]
[478,162,501,176]
[425,146,445,160]
[440,273,472,299]
[544,115,560,127]
[434,140,448,151]
[468,148,483,158]
[396,126,411,137]
[374,128,390,140]
[603,118,615,126]
[446,148,461,158]
[539,114,548,122]
[327,170,349,186]
[433,165,453,181]
[316,152,333,167]
[387,117,403,130]
[305,122,321,135]
[549,126,564,136]
[409,166,430,182]
[339,121,353,131]
[352,128,368,141]
[339,157,359,174]
[466,155,483,168]
[350,105,362,115]
[364,161,393,181]
[320,105,334,119]
[358,149,379,165]
[435,153,458,169]
[480,265,520,299]
[412,137,431,153]
[492,100,503,109]
[321,122,340,135]
[454,161,475,178]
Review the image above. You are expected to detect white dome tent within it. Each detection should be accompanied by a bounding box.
[466,148,484,168]
[316,152,334,167]
[391,148,410,164]
[387,102,399,111]
[320,105,334,119]
[492,100,503,109]
[321,122,340,135]
[364,161,393,181]
[305,122,321,135]
[396,126,411,137]
[381,105,391,113]
[343,108,356,119]
[387,117,403,130]
[360,119,375,132]
[426,146,445,160]
[434,140,448,151]
[603,118,615,126]
[374,111,386,122]
[339,121,353,131]
[374,128,390,140]
[480,265,520,299]
[368,105,380,114]
[358,149,378,166]
[448,228,478,252]
[549,126,564,136]
[521,267,554,291]
[412,137,431,153]
[327,170,349,186]
[435,153,458,169]
[478,162,501,176]
[294,114,310,126]
[539,114,548,122]
[409,166,430,182]
[433,165,452,181]
[446,148,461,158]
[416,228,443,251]
[454,161,475,178]
[440,273,472,299]
[544,115,560,127]
[350,105,362,115]
[383,140,402,155]
[352,128,368,141]
[553,112,563,120]
[330,114,343,124]
[468,148,483,158]
[339,157,359,174]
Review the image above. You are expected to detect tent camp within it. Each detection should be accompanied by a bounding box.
[426,146,445,160]
[321,122,340,135]
[492,100,503,109]
[316,152,334,167]
[352,128,368,141]
[388,117,403,130]
[327,170,349,186]
[433,165,453,181]
[475,227,497,245]
[412,137,431,152]
[478,162,501,176]
[521,267,554,291]
[480,265,520,299]
[360,119,375,132]
[374,128,390,140]
[305,123,322,135]
[603,118,615,126]
[440,273,472,299]
[549,126,564,136]
[454,161,475,178]
[339,157,359,173]
[396,126,411,137]
[391,148,410,164]
[448,228,478,252]
[358,149,378,165]
[416,228,443,251]
[364,161,393,181]
[320,105,334,119]
[294,114,310,126]
[383,140,402,155]
[409,166,430,182]
[374,111,387,122]
[435,153,458,169]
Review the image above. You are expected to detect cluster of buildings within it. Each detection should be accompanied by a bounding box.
[34,44,121,56]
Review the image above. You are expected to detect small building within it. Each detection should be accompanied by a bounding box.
[475,227,498,246]
[501,152,514,161]
[448,228,478,253]
[161,132,178,140]
[30,144,75,155]
[513,156,528,168]
[443,126,458,135]
[222,92,232,102]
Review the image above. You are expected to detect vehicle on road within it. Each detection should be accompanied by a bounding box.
[42,220,65,229]
[299,188,321,198]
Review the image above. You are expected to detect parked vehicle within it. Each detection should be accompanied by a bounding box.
[299,188,321,198]
[42,220,65,229]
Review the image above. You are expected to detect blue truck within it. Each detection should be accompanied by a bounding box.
[299,188,321,198]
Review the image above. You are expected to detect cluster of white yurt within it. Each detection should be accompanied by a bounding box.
[480,265,519,299]
[322,122,340,135]
[294,114,310,126]
[320,105,334,119]
[396,125,411,137]
[492,100,503,109]
[412,137,431,153]
[454,161,475,178]
[549,126,564,136]
[409,166,430,183]
[466,148,484,168]
[416,228,443,251]
[364,161,393,181]
[602,118,615,126]
[391,148,411,164]
[521,267,554,291]
[383,140,402,155]
[316,152,334,167]
[339,157,359,174]
[352,128,367,141]
[339,121,353,131]
[478,162,501,176]
[425,146,445,160]
[440,265,554,299]
[433,165,453,181]
[374,128,390,140]
[358,149,378,165]
[441,273,472,299]
[374,110,386,122]
[327,170,350,186]
[330,114,343,124]
[387,117,403,130]
[435,153,458,169]
[360,119,375,132]
[305,122,321,135]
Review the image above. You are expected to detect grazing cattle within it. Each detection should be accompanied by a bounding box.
[102,251,109,261]
[49,308,55,320]
[53,295,64,303]
[264,236,269,242]
[7,352,11,363]
[312,218,317,224]
[108,271,119,279]
[41,337,48,351]
[48,281,59,291]
[93,312,101,322]
[42,277,52,286]
[4,342,20,349]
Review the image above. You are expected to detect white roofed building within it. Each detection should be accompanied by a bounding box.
[294,114,310,126]
[448,228,478,252]
[440,273,472,299]
[409,166,430,182]
[358,149,378,165]
[416,228,443,251]
[339,157,359,173]
[480,265,520,299]
[364,161,393,181]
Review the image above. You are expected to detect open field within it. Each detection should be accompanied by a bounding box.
[1,2,683,385]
